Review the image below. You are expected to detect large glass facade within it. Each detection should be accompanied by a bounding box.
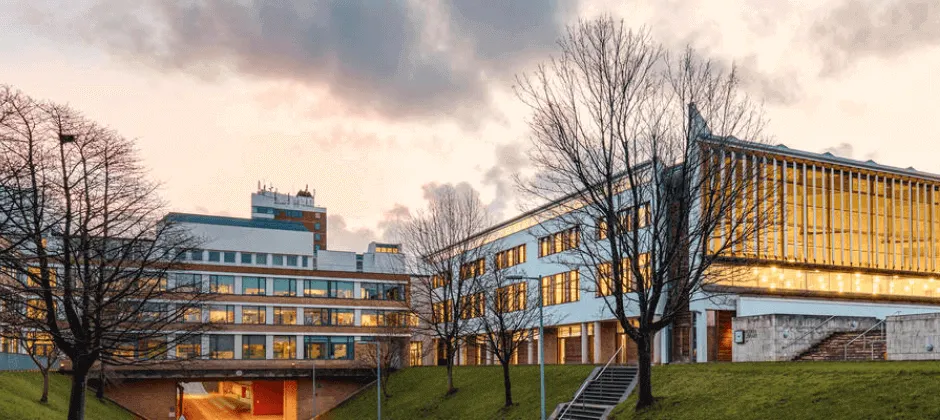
[714,264,940,299]
[707,149,940,275]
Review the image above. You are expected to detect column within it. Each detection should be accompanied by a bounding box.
[593,321,602,364]
[201,335,211,358]
[652,329,661,364]
[265,335,274,359]
[296,307,305,326]
[580,322,589,364]
[296,334,305,360]
[660,325,671,364]
[297,278,305,297]
[234,305,243,324]
[694,310,708,363]
[265,306,274,325]
[234,276,243,295]
[536,329,542,365]
[266,277,274,296]
[527,339,535,365]
[234,335,243,359]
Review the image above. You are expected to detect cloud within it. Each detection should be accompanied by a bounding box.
[822,142,854,159]
[326,214,377,252]
[808,0,940,76]
[482,142,528,219]
[52,0,574,125]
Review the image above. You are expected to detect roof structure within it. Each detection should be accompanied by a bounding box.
[164,213,310,232]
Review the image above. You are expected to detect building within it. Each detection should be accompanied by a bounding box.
[414,135,940,369]
[99,188,411,420]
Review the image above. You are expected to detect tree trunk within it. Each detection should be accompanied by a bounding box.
[501,361,513,407]
[96,368,104,400]
[635,332,655,410]
[446,361,457,395]
[68,371,88,420]
[40,368,49,403]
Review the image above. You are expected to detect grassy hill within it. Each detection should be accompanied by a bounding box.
[323,364,595,420]
[0,371,133,420]
[612,361,940,419]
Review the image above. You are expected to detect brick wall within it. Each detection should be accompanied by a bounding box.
[106,379,178,420]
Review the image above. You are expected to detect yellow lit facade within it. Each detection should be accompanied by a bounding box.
[708,145,940,300]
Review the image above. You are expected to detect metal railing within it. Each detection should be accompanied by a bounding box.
[843,311,899,361]
[557,345,624,420]
[781,315,837,351]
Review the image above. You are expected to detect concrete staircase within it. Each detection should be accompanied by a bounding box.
[552,365,638,420]
[795,330,886,361]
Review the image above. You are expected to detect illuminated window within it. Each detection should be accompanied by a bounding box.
[273,336,296,359]
[175,336,202,359]
[432,300,453,323]
[208,335,234,359]
[242,306,266,325]
[209,275,235,294]
[459,258,486,280]
[208,305,234,324]
[495,282,527,313]
[410,341,423,366]
[242,335,266,359]
[182,307,202,323]
[304,336,354,360]
[361,282,405,300]
[459,293,485,319]
[431,272,451,288]
[538,227,580,257]
[541,270,580,306]
[495,244,527,270]
[375,245,400,253]
[273,307,296,325]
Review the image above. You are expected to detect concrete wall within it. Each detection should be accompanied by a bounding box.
[0,352,58,371]
[732,314,879,362]
[887,313,940,361]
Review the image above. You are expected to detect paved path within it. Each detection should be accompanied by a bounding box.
[182,393,282,420]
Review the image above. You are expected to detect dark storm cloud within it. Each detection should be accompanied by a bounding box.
[809,0,940,76]
[482,142,528,219]
[73,0,573,123]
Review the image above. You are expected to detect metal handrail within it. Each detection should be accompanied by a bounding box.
[781,315,837,349]
[557,344,624,420]
[843,311,899,360]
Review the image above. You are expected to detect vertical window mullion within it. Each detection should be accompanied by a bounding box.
[755,154,761,257]
[804,163,809,261]
[842,169,848,266]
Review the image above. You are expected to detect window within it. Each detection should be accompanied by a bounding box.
[209,335,234,359]
[183,307,202,323]
[496,282,527,313]
[495,244,527,269]
[410,341,423,366]
[459,258,486,280]
[137,337,167,360]
[176,336,202,359]
[375,245,399,253]
[619,203,651,232]
[314,223,321,230]
[208,251,220,262]
[356,255,363,272]
[362,310,408,327]
[541,270,580,306]
[433,300,453,323]
[173,273,201,292]
[242,306,266,324]
[242,335,266,359]
[332,281,354,298]
[360,282,405,301]
[273,307,296,325]
[190,250,203,261]
[315,244,321,252]
[539,227,580,257]
[596,254,648,296]
[273,278,296,296]
[304,336,354,360]
[242,277,266,295]
[304,308,327,326]
[255,253,268,265]
[210,275,235,294]
[139,275,167,292]
[431,272,451,288]
[302,256,309,268]
[332,309,354,326]
[304,280,328,297]
[223,252,236,263]
[241,253,252,264]
[272,254,284,266]
[286,255,298,266]
[273,336,296,359]
[139,302,168,321]
[315,233,322,241]
[208,305,234,323]
[459,293,485,319]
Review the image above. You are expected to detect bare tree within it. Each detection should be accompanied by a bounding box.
[516,17,768,409]
[399,184,494,395]
[19,331,59,403]
[0,86,209,420]
[472,258,546,408]
[356,322,409,399]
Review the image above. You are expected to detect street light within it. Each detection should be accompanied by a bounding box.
[507,275,545,420]
[361,340,383,420]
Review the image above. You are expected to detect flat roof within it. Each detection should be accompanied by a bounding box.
[164,213,310,232]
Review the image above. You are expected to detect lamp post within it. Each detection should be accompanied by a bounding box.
[507,275,545,420]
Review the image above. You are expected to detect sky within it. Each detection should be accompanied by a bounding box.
[2,0,939,252]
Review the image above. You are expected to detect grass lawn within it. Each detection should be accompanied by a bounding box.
[324,364,596,420]
[612,361,940,419]
[0,371,134,420]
